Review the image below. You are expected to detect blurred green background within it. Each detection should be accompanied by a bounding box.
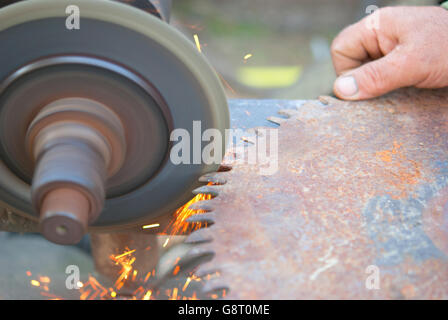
[172,0,436,99]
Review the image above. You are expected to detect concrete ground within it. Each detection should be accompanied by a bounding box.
[0,232,94,299]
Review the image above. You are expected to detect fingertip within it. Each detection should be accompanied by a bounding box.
[333,76,359,100]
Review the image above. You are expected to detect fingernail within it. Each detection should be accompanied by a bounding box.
[335,76,358,97]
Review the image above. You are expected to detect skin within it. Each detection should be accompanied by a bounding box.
[331,6,448,100]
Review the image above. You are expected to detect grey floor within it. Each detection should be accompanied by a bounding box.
[0,232,95,299]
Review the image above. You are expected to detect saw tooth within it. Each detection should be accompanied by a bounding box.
[177,246,215,273]
[267,116,287,125]
[188,199,215,212]
[201,278,230,297]
[318,95,339,105]
[192,185,222,197]
[184,228,214,244]
[246,127,265,137]
[186,212,216,224]
[278,109,298,118]
[218,164,232,172]
[198,173,227,185]
[184,225,216,244]
[156,242,193,280]
[193,259,222,279]
[195,268,222,280]
[186,245,215,258]
[296,101,319,110]
[240,135,256,144]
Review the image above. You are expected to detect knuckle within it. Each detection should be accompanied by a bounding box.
[377,6,391,16]
[375,6,394,20]
[330,33,344,55]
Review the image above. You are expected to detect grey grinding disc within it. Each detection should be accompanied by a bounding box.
[0,0,229,231]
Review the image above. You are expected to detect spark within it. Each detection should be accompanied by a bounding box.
[182,277,192,292]
[193,34,202,52]
[80,290,90,300]
[114,249,136,259]
[144,271,151,283]
[89,290,100,301]
[40,292,62,300]
[163,191,212,235]
[173,265,181,276]
[30,280,40,287]
[217,73,236,95]
[143,290,152,300]
[172,21,204,32]
[142,223,160,230]
[171,287,179,300]
[133,286,144,296]
[244,53,253,61]
[26,191,214,301]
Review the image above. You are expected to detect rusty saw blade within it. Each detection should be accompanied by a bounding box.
[184,88,448,299]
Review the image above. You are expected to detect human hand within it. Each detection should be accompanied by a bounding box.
[331,6,448,100]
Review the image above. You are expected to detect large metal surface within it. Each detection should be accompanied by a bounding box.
[187,88,448,299]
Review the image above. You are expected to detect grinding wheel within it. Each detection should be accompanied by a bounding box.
[0,0,229,243]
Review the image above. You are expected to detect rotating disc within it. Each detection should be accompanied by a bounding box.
[0,0,229,231]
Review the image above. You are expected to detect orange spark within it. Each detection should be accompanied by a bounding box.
[182,277,192,292]
[164,191,212,235]
[173,266,181,276]
[40,292,62,300]
[80,290,90,300]
[39,276,51,284]
[171,287,179,300]
[114,249,136,259]
[218,73,236,95]
[144,271,151,283]
[143,290,152,300]
[27,190,216,301]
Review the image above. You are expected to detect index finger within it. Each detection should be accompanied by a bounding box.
[331,9,394,75]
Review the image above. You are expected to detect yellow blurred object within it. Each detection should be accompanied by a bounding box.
[237,66,302,88]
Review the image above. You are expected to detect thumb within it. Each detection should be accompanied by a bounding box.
[333,50,413,100]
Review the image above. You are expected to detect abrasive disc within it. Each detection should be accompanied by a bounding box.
[0,0,229,231]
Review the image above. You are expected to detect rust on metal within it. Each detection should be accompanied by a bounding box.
[188,88,448,299]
